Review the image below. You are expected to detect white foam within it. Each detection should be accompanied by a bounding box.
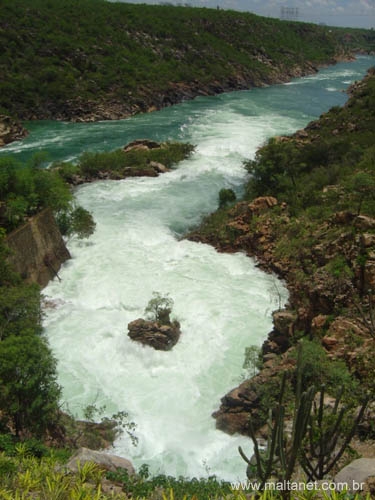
[42,57,375,480]
[43,102,292,480]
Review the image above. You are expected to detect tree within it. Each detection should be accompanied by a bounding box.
[68,206,96,239]
[56,205,96,240]
[242,345,261,378]
[218,188,236,208]
[145,292,174,325]
[0,284,42,340]
[0,233,61,438]
[0,334,61,437]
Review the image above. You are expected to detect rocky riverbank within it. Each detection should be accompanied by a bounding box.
[7,0,371,132]
[190,198,375,435]
[19,59,327,123]
[187,68,375,438]
[0,114,28,147]
[12,56,356,127]
[0,54,355,148]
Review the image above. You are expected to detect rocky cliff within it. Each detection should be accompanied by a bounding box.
[6,208,70,288]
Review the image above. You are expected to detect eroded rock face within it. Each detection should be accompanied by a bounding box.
[66,447,135,475]
[0,114,28,147]
[127,318,181,351]
[213,355,296,435]
[6,208,70,288]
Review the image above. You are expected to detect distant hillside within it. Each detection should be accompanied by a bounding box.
[1,0,374,122]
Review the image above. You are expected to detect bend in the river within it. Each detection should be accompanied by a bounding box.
[2,56,374,481]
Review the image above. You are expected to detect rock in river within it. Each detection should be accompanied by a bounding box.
[127,318,181,351]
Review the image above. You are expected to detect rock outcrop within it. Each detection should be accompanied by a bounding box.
[6,208,70,288]
[203,200,375,434]
[66,447,135,475]
[248,196,278,214]
[213,354,296,435]
[123,139,162,153]
[127,318,181,351]
[0,114,28,147]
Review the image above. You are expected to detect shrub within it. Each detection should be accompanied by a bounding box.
[218,188,236,208]
[290,339,357,400]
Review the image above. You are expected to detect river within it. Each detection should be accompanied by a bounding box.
[2,55,374,481]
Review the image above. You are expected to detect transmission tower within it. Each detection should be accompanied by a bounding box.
[280,6,299,21]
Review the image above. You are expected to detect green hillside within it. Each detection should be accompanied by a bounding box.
[1,0,373,121]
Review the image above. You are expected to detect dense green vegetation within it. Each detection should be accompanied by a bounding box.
[0,232,61,438]
[245,74,375,218]
[0,153,95,237]
[56,142,194,181]
[1,0,374,120]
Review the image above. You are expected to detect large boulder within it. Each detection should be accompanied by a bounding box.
[335,458,375,492]
[128,318,181,351]
[272,310,296,336]
[66,447,135,474]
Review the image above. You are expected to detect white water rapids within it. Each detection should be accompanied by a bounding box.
[37,58,374,481]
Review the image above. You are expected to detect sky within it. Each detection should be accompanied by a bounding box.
[112,0,375,29]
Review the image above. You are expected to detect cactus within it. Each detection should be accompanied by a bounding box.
[239,343,369,497]
[239,345,315,495]
[300,385,369,481]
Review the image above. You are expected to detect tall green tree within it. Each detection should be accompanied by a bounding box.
[0,334,61,437]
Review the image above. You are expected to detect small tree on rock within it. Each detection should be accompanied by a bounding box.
[145,292,174,325]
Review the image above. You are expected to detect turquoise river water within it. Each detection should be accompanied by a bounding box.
[2,56,375,481]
